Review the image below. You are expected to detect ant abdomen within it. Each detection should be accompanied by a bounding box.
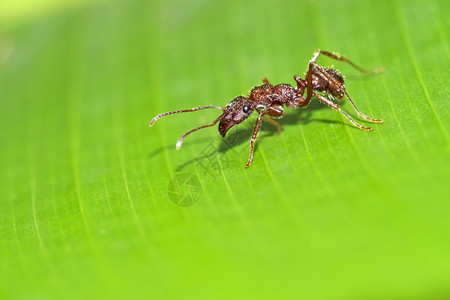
[325,68,344,85]
[312,68,345,99]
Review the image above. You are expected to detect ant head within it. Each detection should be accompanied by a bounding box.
[219,96,254,137]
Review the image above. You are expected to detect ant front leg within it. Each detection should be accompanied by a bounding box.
[245,104,284,168]
[246,113,263,168]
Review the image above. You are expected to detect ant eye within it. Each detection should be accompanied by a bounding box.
[243,105,250,113]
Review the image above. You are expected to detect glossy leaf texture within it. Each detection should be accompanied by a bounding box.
[0,0,449,299]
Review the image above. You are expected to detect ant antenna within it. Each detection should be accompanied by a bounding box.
[149,105,223,127]
[176,112,225,150]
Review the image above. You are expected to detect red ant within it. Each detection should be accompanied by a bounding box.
[150,50,383,168]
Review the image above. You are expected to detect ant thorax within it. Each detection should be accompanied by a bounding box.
[250,83,298,107]
[250,84,274,106]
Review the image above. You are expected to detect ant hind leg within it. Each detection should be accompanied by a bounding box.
[311,50,384,74]
[343,89,383,123]
[315,93,372,131]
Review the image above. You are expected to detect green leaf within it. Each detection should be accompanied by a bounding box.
[1,0,449,299]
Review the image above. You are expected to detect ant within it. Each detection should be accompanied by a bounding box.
[150,50,384,168]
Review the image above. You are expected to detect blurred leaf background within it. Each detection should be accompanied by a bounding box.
[0,0,449,299]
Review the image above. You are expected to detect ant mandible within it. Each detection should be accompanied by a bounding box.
[150,50,384,168]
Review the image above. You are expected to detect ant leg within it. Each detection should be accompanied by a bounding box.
[264,104,284,135]
[176,112,225,149]
[311,49,384,74]
[150,105,223,126]
[294,75,306,92]
[343,90,383,123]
[315,94,373,131]
[266,104,285,118]
[262,78,271,85]
[305,56,318,102]
[263,116,281,135]
[246,113,263,168]
[286,93,310,108]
